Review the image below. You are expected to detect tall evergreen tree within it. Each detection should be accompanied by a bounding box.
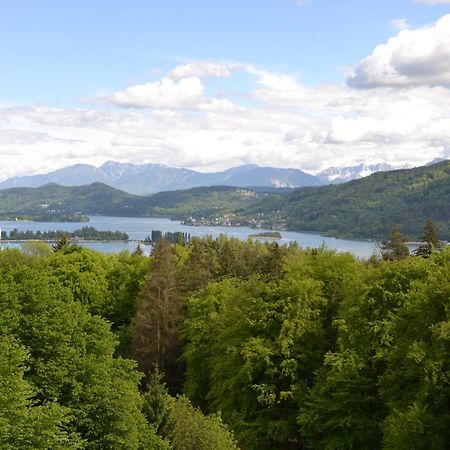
[380,227,410,261]
[130,239,182,390]
[414,218,440,258]
[52,233,70,252]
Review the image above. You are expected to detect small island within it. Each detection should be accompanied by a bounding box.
[249,231,282,240]
[0,213,89,223]
[1,226,128,241]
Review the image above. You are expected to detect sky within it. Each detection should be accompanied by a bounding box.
[1,0,450,179]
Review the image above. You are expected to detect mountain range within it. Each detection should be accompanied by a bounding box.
[1,160,442,195]
[0,162,321,195]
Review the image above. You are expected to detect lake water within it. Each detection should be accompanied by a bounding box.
[0,216,378,258]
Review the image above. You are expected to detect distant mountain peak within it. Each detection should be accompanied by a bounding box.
[426,157,447,166]
[0,161,320,194]
[317,162,412,184]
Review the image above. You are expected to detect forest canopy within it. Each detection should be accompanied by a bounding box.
[0,235,448,449]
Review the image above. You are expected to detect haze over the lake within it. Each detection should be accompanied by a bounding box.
[1,0,450,180]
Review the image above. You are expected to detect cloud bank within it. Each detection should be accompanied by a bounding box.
[1,15,450,181]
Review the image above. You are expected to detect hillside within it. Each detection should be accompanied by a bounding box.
[0,183,269,220]
[239,160,450,240]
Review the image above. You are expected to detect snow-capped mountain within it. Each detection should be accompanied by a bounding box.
[316,163,412,184]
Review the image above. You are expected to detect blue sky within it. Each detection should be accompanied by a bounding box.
[1,0,449,102]
[1,0,450,177]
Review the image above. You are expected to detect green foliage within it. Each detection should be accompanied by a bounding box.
[0,249,167,449]
[379,249,450,449]
[0,335,79,449]
[46,247,112,315]
[142,371,175,441]
[1,234,449,449]
[170,395,237,450]
[184,249,362,449]
[21,240,53,257]
[299,350,383,449]
[106,251,149,355]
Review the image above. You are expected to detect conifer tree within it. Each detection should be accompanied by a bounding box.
[380,227,410,261]
[52,233,70,252]
[130,239,182,390]
[414,218,440,258]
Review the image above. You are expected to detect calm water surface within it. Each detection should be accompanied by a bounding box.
[0,216,378,258]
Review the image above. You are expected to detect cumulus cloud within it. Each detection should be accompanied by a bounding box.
[109,76,235,112]
[168,61,236,79]
[348,14,450,88]
[110,77,205,109]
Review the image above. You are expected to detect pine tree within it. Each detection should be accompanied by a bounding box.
[414,218,440,258]
[130,239,182,390]
[133,243,144,256]
[380,227,409,261]
[52,234,70,252]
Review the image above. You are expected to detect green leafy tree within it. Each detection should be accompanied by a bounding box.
[106,251,149,355]
[299,351,383,450]
[0,251,164,449]
[170,395,237,450]
[0,335,79,449]
[45,248,112,316]
[21,240,53,258]
[184,273,326,449]
[379,249,450,449]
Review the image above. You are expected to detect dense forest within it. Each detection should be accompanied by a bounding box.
[2,226,128,241]
[0,232,448,449]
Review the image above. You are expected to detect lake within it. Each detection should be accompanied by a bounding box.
[0,216,378,258]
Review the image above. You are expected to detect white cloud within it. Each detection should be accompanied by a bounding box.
[110,77,205,109]
[168,61,235,79]
[390,18,410,30]
[109,76,235,112]
[3,16,450,182]
[349,14,450,88]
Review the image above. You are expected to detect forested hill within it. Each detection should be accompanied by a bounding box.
[0,161,449,240]
[240,160,450,240]
[0,183,269,219]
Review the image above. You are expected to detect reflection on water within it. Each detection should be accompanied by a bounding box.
[0,216,378,258]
